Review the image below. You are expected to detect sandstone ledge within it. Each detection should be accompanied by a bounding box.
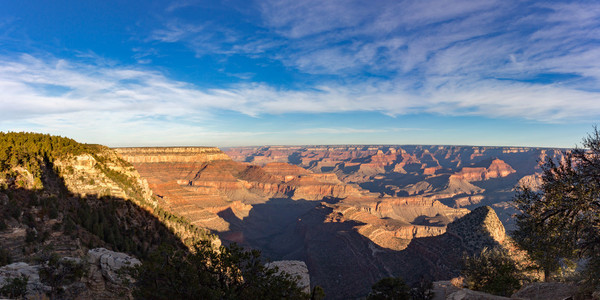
[115,147,230,163]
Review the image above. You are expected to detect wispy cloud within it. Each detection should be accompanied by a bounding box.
[254,0,509,75]
[148,19,269,58]
[165,0,202,12]
[258,0,376,39]
[1,53,598,130]
[151,1,600,87]
[149,21,205,43]
[3,0,597,147]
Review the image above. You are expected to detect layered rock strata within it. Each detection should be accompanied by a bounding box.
[291,205,516,298]
[114,148,363,234]
[225,145,565,229]
[114,147,476,298]
[116,147,229,163]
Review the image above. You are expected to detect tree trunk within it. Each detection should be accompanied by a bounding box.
[544,269,550,282]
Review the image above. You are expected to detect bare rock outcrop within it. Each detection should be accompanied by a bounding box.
[446,206,506,252]
[516,174,543,191]
[328,196,469,250]
[433,281,577,300]
[0,248,139,299]
[87,248,140,285]
[0,262,51,297]
[453,195,485,207]
[266,260,310,294]
[362,196,469,224]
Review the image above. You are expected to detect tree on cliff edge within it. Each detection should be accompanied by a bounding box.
[513,128,600,289]
[132,240,309,300]
[461,247,522,296]
[367,277,411,300]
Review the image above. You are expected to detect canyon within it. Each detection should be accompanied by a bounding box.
[110,145,556,298]
[0,136,563,299]
[225,145,563,228]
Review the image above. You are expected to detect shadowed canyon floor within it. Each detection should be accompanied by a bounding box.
[111,145,553,298]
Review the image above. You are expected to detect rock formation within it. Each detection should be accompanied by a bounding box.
[225,145,564,230]
[112,147,478,298]
[0,248,140,299]
[1,136,555,299]
[512,282,577,300]
[450,158,516,182]
[432,280,578,300]
[444,288,511,299]
[446,206,506,253]
[0,135,212,299]
[266,260,310,294]
[87,248,141,285]
[0,262,50,296]
[114,147,364,234]
[116,147,229,163]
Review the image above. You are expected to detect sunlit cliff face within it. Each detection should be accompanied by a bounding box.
[107,145,542,298]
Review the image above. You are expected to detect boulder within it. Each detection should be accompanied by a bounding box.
[266,260,310,294]
[432,280,462,300]
[87,248,140,284]
[0,262,51,297]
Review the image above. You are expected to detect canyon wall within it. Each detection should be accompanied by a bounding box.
[113,146,524,298]
[114,147,367,233]
[0,141,210,299]
[2,134,530,298]
[225,145,565,228]
[116,147,229,163]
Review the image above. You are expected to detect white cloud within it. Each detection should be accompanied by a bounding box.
[254,0,510,75]
[253,0,600,91]
[149,22,205,43]
[426,79,600,122]
[144,0,600,93]
[3,0,597,147]
[258,0,375,39]
[1,53,599,141]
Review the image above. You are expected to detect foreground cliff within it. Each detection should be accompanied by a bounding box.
[0,134,533,299]
[0,248,140,299]
[0,133,213,299]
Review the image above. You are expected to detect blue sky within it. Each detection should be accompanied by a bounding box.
[0,0,598,147]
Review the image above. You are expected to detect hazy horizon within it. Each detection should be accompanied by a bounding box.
[111,142,572,150]
[1,1,598,148]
